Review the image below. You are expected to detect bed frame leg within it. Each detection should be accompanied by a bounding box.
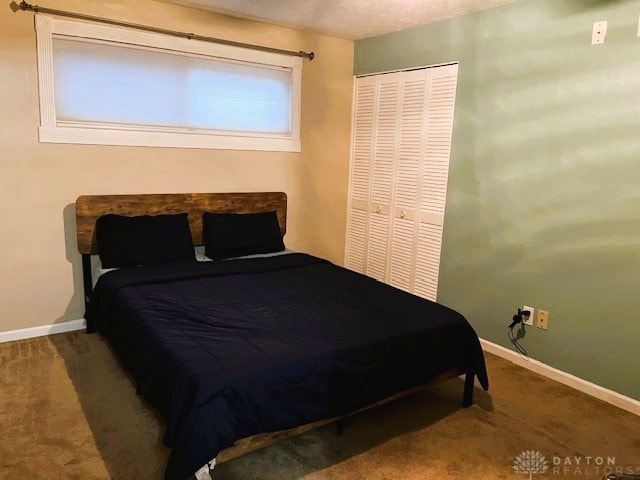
[462,371,475,407]
[81,254,96,333]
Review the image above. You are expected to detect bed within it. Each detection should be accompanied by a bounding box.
[75,192,488,480]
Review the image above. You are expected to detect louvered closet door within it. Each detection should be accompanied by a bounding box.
[365,72,401,282]
[346,63,458,302]
[413,64,458,301]
[389,69,428,292]
[345,75,377,273]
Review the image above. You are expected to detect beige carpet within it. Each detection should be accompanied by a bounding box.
[0,331,638,480]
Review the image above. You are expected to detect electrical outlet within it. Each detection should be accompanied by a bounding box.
[536,310,549,330]
[522,306,535,326]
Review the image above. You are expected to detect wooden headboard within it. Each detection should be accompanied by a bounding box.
[75,192,287,255]
[76,192,287,330]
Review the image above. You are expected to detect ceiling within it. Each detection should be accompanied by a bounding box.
[157,0,520,40]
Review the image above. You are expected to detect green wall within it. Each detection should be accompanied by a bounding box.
[355,0,640,400]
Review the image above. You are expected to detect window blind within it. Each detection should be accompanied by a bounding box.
[52,37,293,135]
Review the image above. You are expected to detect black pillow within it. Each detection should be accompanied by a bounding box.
[96,213,196,268]
[203,211,285,260]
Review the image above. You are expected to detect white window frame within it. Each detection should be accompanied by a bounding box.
[34,15,302,152]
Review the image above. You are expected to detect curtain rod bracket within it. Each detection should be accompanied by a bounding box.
[9,0,315,60]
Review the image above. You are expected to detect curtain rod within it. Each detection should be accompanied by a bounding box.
[9,1,315,60]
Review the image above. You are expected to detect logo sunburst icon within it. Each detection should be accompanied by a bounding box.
[513,450,549,480]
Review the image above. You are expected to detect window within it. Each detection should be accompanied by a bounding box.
[35,15,302,151]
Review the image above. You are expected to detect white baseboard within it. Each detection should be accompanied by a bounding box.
[0,319,85,344]
[480,338,640,417]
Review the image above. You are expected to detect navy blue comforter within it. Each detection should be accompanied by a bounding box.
[87,253,488,480]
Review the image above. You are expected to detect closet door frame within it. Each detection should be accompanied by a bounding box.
[345,62,459,301]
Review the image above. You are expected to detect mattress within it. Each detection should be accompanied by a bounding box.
[86,253,488,480]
